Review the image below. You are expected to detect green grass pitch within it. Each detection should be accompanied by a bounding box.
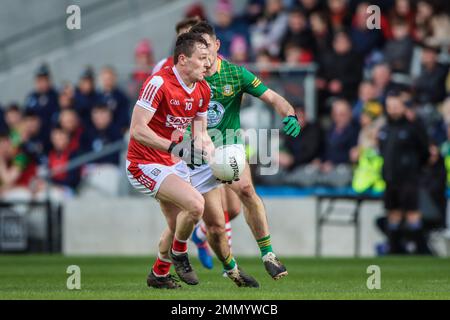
[1,255,449,299]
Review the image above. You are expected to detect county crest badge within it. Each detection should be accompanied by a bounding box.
[223,84,234,96]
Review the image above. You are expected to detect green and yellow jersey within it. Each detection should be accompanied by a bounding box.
[204,58,268,146]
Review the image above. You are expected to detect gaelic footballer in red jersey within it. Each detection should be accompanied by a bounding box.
[126,32,214,288]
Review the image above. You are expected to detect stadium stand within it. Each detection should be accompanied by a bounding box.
[0,0,449,255]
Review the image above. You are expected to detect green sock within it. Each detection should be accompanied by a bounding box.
[257,235,273,257]
[223,254,237,271]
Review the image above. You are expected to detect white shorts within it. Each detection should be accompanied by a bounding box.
[190,144,244,194]
[126,160,190,198]
[189,163,221,194]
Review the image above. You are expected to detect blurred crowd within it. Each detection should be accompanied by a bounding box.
[0,0,449,207]
[0,64,128,198]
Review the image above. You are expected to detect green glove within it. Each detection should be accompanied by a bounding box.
[282,115,301,137]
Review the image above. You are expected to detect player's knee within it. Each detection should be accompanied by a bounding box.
[239,182,256,200]
[186,196,205,221]
[207,224,226,237]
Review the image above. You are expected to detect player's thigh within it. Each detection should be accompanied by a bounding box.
[202,188,226,229]
[220,186,241,219]
[156,174,204,215]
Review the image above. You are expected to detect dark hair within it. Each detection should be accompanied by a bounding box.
[52,124,66,133]
[23,109,38,118]
[190,21,216,38]
[6,103,21,113]
[173,32,208,64]
[175,17,201,34]
[386,89,401,98]
[92,103,110,112]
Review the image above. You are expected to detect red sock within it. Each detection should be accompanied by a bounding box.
[224,210,232,247]
[172,237,188,255]
[152,256,171,277]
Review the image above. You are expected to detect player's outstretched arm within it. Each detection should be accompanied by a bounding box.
[129,104,172,152]
[259,89,301,138]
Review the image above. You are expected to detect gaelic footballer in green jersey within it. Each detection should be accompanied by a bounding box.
[204,57,269,146]
[171,21,300,280]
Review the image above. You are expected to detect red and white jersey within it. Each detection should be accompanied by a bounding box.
[151,56,174,75]
[127,66,210,166]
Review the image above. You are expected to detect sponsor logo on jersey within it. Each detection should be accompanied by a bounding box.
[166,115,193,132]
[207,101,225,128]
[199,98,203,107]
[223,84,234,96]
[170,99,180,106]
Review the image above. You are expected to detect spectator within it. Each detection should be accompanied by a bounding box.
[254,49,277,80]
[99,66,130,133]
[310,10,333,56]
[129,39,154,100]
[321,98,359,166]
[4,104,22,133]
[309,99,359,187]
[284,42,313,66]
[387,0,416,39]
[21,110,48,164]
[350,100,384,164]
[290,0,325,17]
[185,2,207,21]
[383,18,415,74]
[317,31,363,105]
[352,80,377,120]
[81,104,122,165]
[351,101,386,194]
[58,109,84,153]
[47,125,81,193]
[378,90,430,254]
[250,0,288,57]
[74,67,101,127]
[242,0,265,26]
[230,35,249,65]
[279,8,315,61]
[350,2,385,57]
[371,63,397,104]
[0,133,37,195]
[24,64,59,140]
[214,0,251,59]
[326,0,352,32]
[415,0,450,47]
[413,44,448,106]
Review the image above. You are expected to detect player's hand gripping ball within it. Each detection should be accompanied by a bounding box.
[211,145,246,183]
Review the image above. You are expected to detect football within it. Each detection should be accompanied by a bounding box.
[210,145,246,182]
